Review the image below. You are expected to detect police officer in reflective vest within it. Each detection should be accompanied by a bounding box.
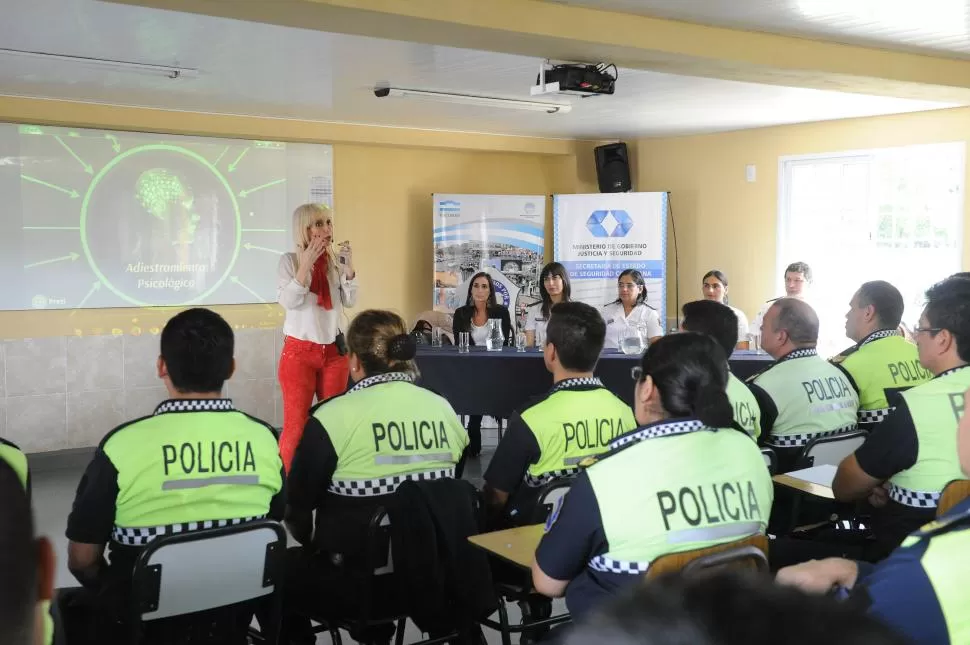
[832,280,931,430]
[0,437,29,495]
[62,308,285,643]
[681,299,761,439]
[747,298,859,472]
[483,301,636,527]
[532,333,773,620]
[833,277,970,558]
[779,385,970,645]
[284,309,468,640]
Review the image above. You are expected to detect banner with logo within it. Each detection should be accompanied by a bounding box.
[433,194,546,326]
[553,192,667,321]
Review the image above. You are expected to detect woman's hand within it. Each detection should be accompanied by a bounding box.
[776,558,859,594]
[296,238,327,285]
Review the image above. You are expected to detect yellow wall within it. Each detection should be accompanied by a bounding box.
[0,97,598,339]
[639,106,970,320]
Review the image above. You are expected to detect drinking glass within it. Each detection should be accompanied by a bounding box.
[515,331,527,352]
[458,332,470,353]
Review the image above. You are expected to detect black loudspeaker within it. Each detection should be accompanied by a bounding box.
[594,142,631,193]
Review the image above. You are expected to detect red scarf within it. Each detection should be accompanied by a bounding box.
[309,257,333,310]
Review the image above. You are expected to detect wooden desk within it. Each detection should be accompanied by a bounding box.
[468,524,544,569]
[772,464,837,500]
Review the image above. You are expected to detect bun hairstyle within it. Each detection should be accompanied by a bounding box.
[636,332,734,428]
[347,309,419,377]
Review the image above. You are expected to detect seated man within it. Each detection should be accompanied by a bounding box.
[682,299,761,439]
[750,261,813,339]
[778,385,970,645]
[833,277,970,558]
[832,280,931,430]
[747,298,859,472]
[62,308,286,643]
[483,301,636,526]
[0,459,56,645]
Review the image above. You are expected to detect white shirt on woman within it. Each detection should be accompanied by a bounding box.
[277,252,358,345]
[525,303,552,344]
[601,302,664,350]
[470,321,490,346]
[728,305,750,341]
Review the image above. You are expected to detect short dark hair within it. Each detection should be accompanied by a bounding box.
[924,277,970,362]
[160,308,235,393]
[539,262,572,318]
[682,299,739,356]
[465,271,497,307]
[610,269,648,307]
[0,460,35,645]
[637,332,733,428]
[785,261,813,283]
[950,271,970,280]
[856,281,905,329]
[564,571,906,645]
[546,301,605,372]
[771,298,819,346]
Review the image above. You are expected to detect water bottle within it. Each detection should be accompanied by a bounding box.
[486,319,505,351]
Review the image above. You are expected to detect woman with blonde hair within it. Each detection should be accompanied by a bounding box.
[277,203,358,472]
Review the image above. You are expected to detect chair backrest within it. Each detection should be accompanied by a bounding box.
[132,519,286,622]
[531,479,572,524]
[761,447,777,475]
[937,479,970,517]
[645,534,769,580]
[367,508,395,576]
[798,430,867,467]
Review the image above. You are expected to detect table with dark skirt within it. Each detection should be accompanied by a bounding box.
[414,346,773,417]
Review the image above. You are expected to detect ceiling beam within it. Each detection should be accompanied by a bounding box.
[104,0,970,102]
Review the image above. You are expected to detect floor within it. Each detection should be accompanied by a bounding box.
[32,419,562,644]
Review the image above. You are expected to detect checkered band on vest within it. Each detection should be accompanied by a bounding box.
[587,554,651,574]
[609,419,705,450]
[154,399,234,415]
[551,377,604,393]
[859,408,891,424]
[859,329,900,347]
[329,467,453,497]
[889,483,941,509]
[112,515,264,546]
[766,425,857,448]
[524,468,578,488]
[348,372,414,394]
[778,348,818,363]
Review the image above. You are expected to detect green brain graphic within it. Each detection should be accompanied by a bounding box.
[135,169,200,245]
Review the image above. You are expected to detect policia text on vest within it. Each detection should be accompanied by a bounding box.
[371,420,455,453]
[657,479,765,531]
[161,440,259,482]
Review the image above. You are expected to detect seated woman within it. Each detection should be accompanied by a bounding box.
[602,269,663,350]
[283,309,469,643]
[531,332,774,621]
[525,262,571,348]
[702,269,750,346]
[452,272,514,456]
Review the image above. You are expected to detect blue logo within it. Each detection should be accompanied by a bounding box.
[438,200,461,218]
[493,280,511,307]
[586,209,634,237]
[523,202,536,216]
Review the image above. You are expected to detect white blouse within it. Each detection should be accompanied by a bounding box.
[277,252,358,345]
[525,304,550,345]
[470,321,490,346]
[602,302,664,350]
[729,305,750,341]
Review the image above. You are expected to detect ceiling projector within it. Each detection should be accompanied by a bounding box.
[532,62,617,98]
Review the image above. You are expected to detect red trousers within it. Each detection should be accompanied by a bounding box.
[278,336,350,472]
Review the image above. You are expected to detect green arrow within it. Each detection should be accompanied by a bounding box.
[243,243,284,254]
[213,145,229,166]
[105,134,121,153]
[228,147,249,172]
[69,281,102,316]
[230,276,265,302]
[239,178,286,198]
[55,136,93,174]
[22,226,80,231]
[20,174,80,198]
[24,252,80,269]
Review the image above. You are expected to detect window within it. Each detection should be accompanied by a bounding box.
[778,142,964,352]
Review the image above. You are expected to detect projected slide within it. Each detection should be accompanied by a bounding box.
[0,124,332,311]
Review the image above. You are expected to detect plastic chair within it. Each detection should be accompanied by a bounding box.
[937,479,970,517]
[796,430,867,468]
[480,480,573,645]
[129,519,286,645]
[644,534,769,580]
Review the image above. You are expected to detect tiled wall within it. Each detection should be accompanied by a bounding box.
[0,328,283,453]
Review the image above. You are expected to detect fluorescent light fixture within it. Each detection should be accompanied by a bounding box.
[0,48,198,79]
[375,86,571,114]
